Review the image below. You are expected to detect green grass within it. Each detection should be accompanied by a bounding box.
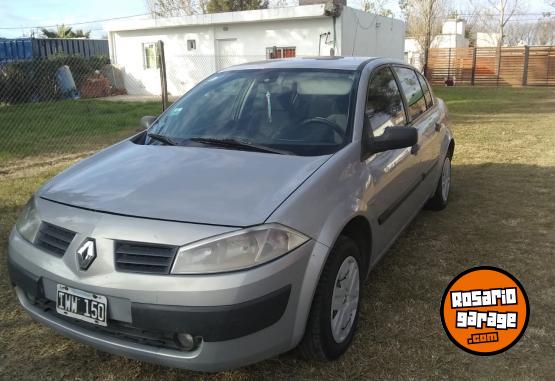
[0,87,554,380]
[0,99,162,168]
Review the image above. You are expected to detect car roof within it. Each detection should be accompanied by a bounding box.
[219,56,388,72]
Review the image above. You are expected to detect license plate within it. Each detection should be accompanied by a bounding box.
[56,284,108,326]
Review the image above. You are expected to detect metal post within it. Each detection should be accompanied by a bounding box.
[496,46,502,87]
[471,47,477,86]
[522,46,529,86]
[447,48,452,81]
[547,47,551,85]
[157,40,168,111]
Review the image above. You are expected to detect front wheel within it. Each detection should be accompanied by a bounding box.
[298,236,362,360]
[426,156,451,210]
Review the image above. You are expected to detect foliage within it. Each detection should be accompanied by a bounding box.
[145,0,208,16]
[0,55,109,105]
[206,0,268,13]
[362,0,394,17]
[467,0,523,47]
[41,24,91,39]
[503,17,555,46]
[399,0,447,71]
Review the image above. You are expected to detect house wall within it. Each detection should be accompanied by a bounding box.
[431,34,470,48]
[338,7,404,60]
[110,17,334,95]
[108,7,405,96]
[476,32,501,47]
[404,37,423,70]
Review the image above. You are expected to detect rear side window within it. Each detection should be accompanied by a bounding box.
[394,67,427,120]
[416,71,433,108]
[365,67,406,135]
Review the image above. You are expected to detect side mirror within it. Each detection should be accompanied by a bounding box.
[140,115,157,130]
[367,126,418,154]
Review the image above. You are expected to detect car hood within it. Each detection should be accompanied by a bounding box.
[39,140,330,227]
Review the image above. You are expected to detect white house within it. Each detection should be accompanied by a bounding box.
[105,2,405,95]
[476,32,501,47]
[405,19,469,70]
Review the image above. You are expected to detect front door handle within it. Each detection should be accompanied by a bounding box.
[411,143,420,155]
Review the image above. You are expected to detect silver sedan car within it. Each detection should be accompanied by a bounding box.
[8,57,453,371]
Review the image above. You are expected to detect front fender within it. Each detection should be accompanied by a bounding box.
[266,144,379,345]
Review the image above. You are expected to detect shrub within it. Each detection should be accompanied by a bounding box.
[0,54,110,105]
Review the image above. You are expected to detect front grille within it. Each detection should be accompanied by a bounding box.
[114,242,177,274]
[35,222,76,257]
[36,299,181,351]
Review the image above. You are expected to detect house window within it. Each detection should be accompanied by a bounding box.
[187,39,196,51]
[143,42,159,69]
[266,47,296,59]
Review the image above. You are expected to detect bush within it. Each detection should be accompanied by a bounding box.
[0,55,110,105]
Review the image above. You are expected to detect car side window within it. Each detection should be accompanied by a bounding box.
[365,67,406,136]
[394,67,427,120]
[415,71,433,108]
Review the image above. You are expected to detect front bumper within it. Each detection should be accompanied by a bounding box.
[7,201,331,371]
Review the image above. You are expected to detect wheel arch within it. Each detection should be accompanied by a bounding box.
[338,216,373,277]
[447,138,455,159]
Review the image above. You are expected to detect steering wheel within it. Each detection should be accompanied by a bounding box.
[299,117,345,138]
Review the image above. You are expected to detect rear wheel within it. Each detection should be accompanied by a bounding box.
[426,156,451,210]
[299,236,362,360]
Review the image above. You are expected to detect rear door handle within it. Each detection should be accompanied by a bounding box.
[435,122,443,132]
[411,144,420,155]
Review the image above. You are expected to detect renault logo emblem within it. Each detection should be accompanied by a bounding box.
[77,239,96,270]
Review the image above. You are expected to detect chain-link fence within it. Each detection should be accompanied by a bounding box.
[0,46,277,177]
[132,52,267,97]
[0,54,164,175]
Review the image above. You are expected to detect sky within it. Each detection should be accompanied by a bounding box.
[0,0,147,38]
[0,0,552,39]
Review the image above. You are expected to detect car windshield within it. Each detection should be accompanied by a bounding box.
[148,69,357,156]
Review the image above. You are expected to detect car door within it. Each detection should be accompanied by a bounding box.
[415,70,443,172]
[393,66,442,184]
[361,65,423,260]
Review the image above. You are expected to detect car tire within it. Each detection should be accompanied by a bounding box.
[426,156,451,210]
[298,235,362,361]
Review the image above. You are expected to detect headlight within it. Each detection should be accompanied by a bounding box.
[15,196,41,243]
[171,224,309,274]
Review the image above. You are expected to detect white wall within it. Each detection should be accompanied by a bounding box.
[442,19,466,35]
[109,7,405,95]
[476,32,500,47]
[111,25,215,95]
[339,7,404,60]
[404,37,423,70]
[431,34,469,48]
[111,17,334,95]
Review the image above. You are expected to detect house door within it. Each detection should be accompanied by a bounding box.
[216,39,240,71]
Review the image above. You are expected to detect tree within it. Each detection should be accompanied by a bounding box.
[145,0,267,15]
[362,0,394,17]
[534,17,555,45]
[469,0,523,47]
[41,24,90,39]
[399,0,447,74]
[206,0,268,13]
[145,0,208,16]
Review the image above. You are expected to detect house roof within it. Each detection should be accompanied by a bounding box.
[105,4,331,33]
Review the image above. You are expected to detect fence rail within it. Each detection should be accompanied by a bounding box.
[0,38,109,63]
[426,46,555,86]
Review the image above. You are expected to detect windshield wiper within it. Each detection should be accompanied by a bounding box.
[147,133,179,146]
[190,137,293,155]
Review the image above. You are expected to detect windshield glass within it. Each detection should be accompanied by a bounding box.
[148,69,357,156]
